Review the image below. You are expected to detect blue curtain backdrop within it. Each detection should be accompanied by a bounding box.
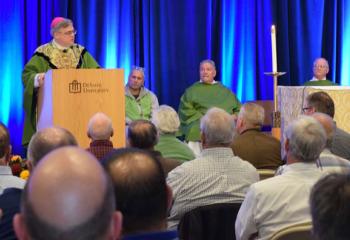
[1,0,349,154]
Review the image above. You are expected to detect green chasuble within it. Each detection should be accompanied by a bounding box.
[178,81,241,142]
[22,42,99,146]
[303,79,337,86]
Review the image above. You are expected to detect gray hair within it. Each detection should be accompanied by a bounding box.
[313,58,329,68]
[200,107,235,146]
[50,18,73,36]
[285,116,326,163]
[87,112,113,140]
[151,105,180,134]
[128,66,145,79]
[27,127,78,166]
[238,102,265,128]
[199,59,216,70]
[311,112,336,149]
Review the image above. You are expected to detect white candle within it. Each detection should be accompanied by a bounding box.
[271,25,277,73]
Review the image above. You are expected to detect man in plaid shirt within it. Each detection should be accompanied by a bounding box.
[87,112,115,160]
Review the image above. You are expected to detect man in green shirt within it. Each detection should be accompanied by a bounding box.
[152,105,195,162]
[125,67,159,124]
[304,58,337,86]
[22,17,99,147]
[178,59,241,155]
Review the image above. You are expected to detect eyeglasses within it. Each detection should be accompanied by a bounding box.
[59,30,77,36]
[313,64,328,69]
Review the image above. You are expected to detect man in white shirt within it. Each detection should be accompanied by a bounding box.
[235,116,327,240]
[0,123,25,195]
[311,112,350,173]
[167,107,259,230]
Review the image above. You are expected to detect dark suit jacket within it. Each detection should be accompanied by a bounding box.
[331,127,350,160]
[0,188,22,240]
[231,128,283,169]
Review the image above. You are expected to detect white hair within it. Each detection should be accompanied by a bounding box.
[199,59,216,70]
[128,66,145,79]
[151,105,180,134]
[285,116,326,162]
[238,102,265,128]
[313,58,329,68]
[200,107,235,146]
[87,112,113,140]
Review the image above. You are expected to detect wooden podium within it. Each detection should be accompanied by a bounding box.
[37,69,125,148]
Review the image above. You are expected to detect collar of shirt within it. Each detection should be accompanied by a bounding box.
[125,85,147,99]
[90,139,113,147]
[240,127,261,135]
[200,147,235,158]
[52,39,70,51]
[310,76,326,81]
[283,162,321,173]
[0,166,13,175]
[199,79,218,84]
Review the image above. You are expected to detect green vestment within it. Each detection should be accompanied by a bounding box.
[22,42,99,146]
[303,79,337,86]
[178,82,241,142]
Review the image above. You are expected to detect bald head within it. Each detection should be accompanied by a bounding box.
[87,112,113,141]
[15,147,122,240]
[127,120,158,149]
[27,127,77,167]
[312,112,336,148]
[103,148,168,235]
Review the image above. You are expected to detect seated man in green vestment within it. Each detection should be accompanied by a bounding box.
[22,17,100,147]
[178,59,241,155]
[304,58,337,86]
[125,67,159,124]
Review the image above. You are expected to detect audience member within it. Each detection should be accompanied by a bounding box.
[127,120,181,175]
[27,126,78,169]
[0,126,77,240]
[0,188,22,239]
[87,112,115,160]
[235,116,326,240]
[22,17,99,146]
[178,59,241,155]
[310,173,350,240]
[304,58,337,86]
[167,107,258,229]
[303,91,350,160]
[231,102,283,169]
[103,148,178,239]
[0,123,25,194]
[152,105,195,162]
[13,146,122,240]
[311,112,350,173]
[125,67,159,124]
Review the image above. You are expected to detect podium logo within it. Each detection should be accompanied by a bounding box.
[69,80,81,93]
